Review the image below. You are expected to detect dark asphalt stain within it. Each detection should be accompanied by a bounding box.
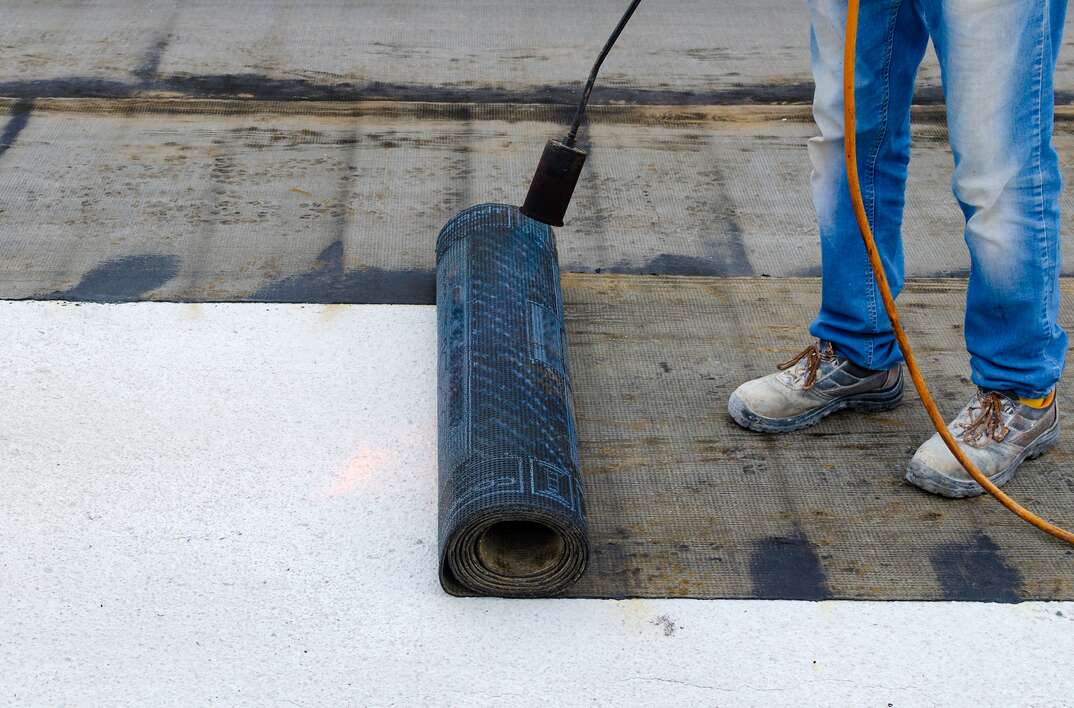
[251,240,435,304]
[691,160,755,276]
[927,268,970,278]
[586,151,755,277]
[749,534,832,600]
[133,32,174,83]
[46,254,181,302]
[332,124,359,259]
[0,98,33,160]
[4,72,1072,106]
[0,77,133,99]
[590,541,642,599]
[0,74,838,105]
[603,253,733,276]
[711,220,755,276]
[446,105,475,211]
[23,72,1065,106]
[249,134,439,304]
[785,264,822,278]
[930,532,1024,603]
[133,8,178,84]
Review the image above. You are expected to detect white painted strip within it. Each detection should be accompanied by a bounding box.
[1,301,1070,706]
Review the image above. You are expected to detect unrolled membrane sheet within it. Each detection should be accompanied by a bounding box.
[558,275,1074,601]
[435,204,589,597]
[5,103,1074,305]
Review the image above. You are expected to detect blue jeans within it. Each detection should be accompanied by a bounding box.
[807,0,1068,398]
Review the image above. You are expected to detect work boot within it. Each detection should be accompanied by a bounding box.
[727,340,904,433]
[905,389,1060,498]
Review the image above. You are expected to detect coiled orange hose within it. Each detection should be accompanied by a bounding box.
[843,0,1074,545]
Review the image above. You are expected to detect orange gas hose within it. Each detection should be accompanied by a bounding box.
[843,0,1074,545]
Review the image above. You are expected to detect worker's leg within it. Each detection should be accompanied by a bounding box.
[906,0,1067,498]
[925,0,1068,398]
[806,0,931,370]
[727,0,927,434]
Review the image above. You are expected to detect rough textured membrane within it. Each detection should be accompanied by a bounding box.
[0,0,958,104]
[561,275,1074,601]
[1,103,1072,303]
[436,205,588,596]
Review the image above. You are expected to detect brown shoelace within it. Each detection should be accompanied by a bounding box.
[959,391,1011,444]
[777,342,834,391]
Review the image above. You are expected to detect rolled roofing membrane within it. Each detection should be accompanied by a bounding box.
[436,204,589,596]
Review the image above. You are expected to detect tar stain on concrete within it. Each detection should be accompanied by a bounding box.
[133,33,174,84]
[46,254,181,302]
[0,74,821,105]
[251,240,435,305]
[0,98,33,160]
[444,104,475,212]
[930,532,1024,603]
[783,264,823,278]
[595,147,755,277]
[588,534,644,599]
[694,161,755,276]
[749,534,832,600]
[604,253,744,277]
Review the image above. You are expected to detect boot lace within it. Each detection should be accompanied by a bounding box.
[959,391,1012,444]
[777,341,835,391]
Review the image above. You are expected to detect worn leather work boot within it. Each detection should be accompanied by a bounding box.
[728,340,904,433]
[906,389,1060,498]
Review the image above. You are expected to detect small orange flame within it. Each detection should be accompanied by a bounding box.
[323,445,399,497]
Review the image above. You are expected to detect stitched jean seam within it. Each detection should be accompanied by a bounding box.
[1032,4,1057,385]
[860,0,903,367]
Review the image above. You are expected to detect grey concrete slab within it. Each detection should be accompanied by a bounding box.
[7,0,1073,105]
[2,299,1073,707]
[1,101,1072,303]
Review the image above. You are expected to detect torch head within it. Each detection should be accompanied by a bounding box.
[520,139,588,227]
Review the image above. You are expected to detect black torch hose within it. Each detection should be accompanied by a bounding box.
[564,0,643,147]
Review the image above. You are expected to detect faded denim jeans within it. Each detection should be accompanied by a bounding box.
[807,0,1068,398]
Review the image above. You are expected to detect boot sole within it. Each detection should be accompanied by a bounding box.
[727,376,905,434]
[904,417,1060,499]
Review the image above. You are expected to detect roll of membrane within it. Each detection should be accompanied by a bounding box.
[435,203,590,597]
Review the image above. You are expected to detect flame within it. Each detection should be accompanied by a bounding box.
[323,445,398,497]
